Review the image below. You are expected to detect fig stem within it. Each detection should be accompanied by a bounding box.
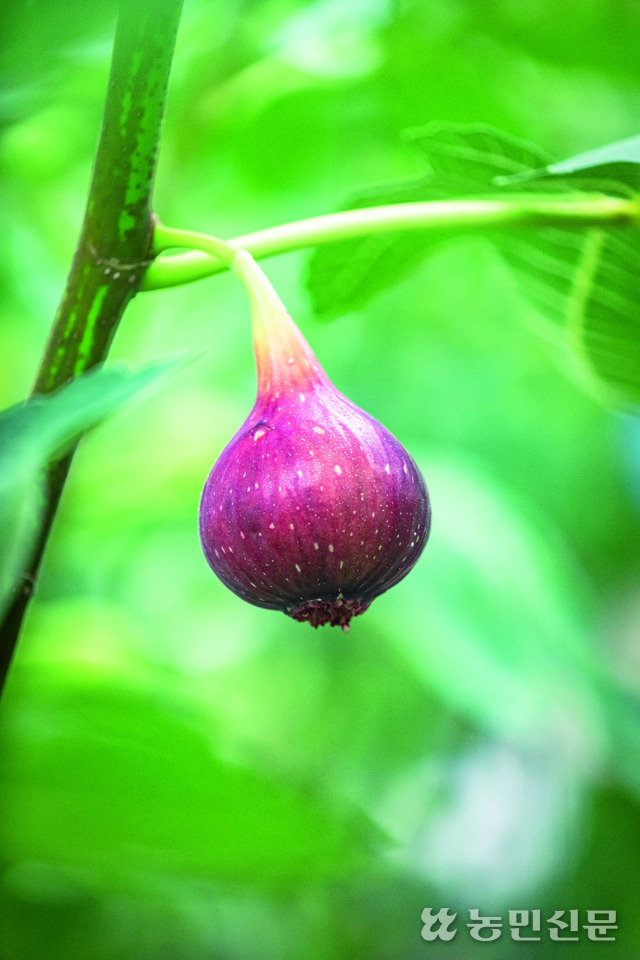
[143,193,640,290]
[230,249,287,319]
[153,226,289,336]
[152,223,239,265]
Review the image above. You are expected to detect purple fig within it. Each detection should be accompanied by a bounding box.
[199,251,431,630]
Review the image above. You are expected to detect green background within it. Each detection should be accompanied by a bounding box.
[2,0,640,957]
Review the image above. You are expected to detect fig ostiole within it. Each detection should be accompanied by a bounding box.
[199,249,431,630]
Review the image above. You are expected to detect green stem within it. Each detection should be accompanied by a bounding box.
[153,224,291,324]
[230,249,289,319]
[153,224,239,264]
[144,193,640,290]
[152,225,286,315]
[0,0,184,695]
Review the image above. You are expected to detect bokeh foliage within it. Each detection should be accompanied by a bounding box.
[1,0,640,957]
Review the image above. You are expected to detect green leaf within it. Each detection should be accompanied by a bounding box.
[0,358,190,619]
[0,671,382,884]
[306,123,640,406]
[406,122,555,188]
[563,228,640,403]
[0,357,190,463]
[500,132,640,192]
[305,123,555,320]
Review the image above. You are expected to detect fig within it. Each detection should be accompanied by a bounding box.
[199,251,430,630]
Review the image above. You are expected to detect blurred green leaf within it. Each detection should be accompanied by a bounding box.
[0,357,190,619]
[0,671,383,884]
[306,122,640,405]
[305,123,554,320]
[407,122,556,187]
[561,227,640,405]
[501,132,640,190]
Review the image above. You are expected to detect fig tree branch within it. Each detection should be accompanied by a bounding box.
[0,0,184,695]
